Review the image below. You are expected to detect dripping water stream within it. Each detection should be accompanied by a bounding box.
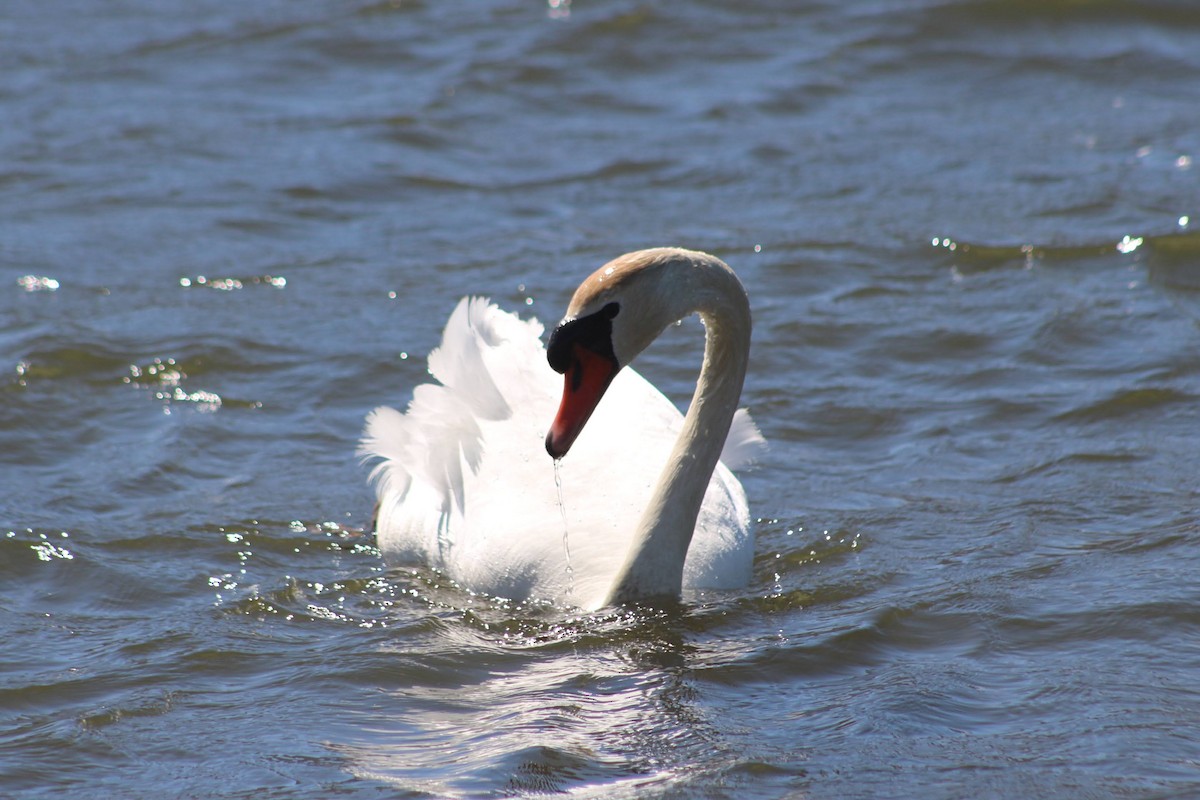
[553,459,575,602]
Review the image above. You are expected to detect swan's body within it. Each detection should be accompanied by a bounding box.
[360,248,762,609]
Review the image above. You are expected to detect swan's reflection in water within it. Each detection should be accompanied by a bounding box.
[332,606,727,797]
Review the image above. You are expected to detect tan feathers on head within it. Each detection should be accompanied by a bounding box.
[566,247,698,318]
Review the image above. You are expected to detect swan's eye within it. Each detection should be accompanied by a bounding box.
[547,304,619,375]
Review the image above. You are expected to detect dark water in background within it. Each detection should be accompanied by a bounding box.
[4,0,1200,797]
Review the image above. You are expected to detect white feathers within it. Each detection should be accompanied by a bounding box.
[720,408,767,471]
[359,296,762,608]
[427,298,516,422]
[360,298,539,518]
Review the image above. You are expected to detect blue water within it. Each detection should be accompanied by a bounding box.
[4,1,1200,797]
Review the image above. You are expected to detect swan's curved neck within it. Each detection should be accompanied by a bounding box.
[606,260,750,605]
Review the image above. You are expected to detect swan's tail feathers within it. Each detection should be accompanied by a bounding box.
[720,408,767,471]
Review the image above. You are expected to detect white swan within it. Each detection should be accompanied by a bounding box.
[359,248,763,609]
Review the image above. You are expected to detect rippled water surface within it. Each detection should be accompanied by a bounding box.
[4,1,1200,797]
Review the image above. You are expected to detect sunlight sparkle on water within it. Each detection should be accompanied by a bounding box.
[32,531,74,561]
[180,275,286,289]
[1116,235,1144,254]
[17,275,60,292]
[125,358,183,387]
[164,387,221,410]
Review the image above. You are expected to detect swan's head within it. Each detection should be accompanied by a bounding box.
[544,248,706,459]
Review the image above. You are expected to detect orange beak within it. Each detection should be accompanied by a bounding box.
[545,343,619,459]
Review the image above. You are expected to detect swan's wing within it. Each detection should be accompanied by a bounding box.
[719,408,766,471]
[359,297,542,526]
[685,460,754,589]
[427,296,545,420]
